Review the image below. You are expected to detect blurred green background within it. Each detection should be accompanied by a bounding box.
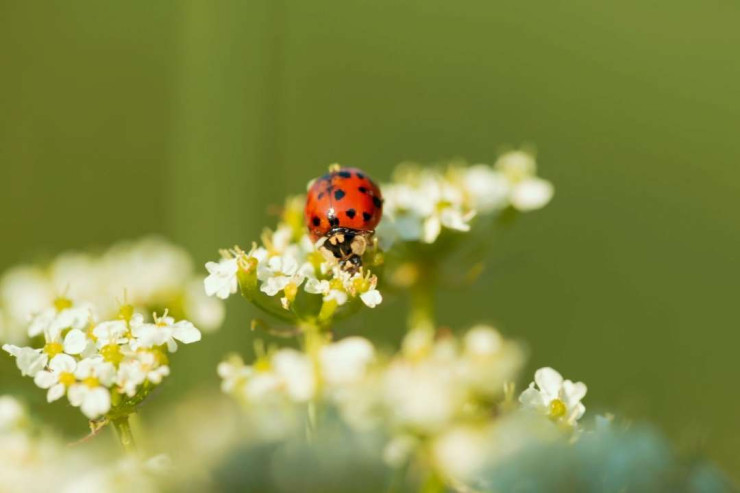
[1,0,739,479]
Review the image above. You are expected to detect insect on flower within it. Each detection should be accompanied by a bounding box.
[305,166,383,273]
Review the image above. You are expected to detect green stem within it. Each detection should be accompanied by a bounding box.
[112,415,137,455]
[409,272,436,332]
[302,321,327,439]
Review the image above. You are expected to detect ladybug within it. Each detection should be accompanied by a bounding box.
[305,166,383,273]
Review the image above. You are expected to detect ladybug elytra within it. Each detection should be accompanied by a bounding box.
[304,166,383,273]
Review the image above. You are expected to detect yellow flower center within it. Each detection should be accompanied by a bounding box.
[352,276,370,293]
[58,372,76,386]
[43,342,64,358]
[100,344,123,365]
[254,358,271,372]
[549,398,567,419]
[83,376,100,388]
[53,297,73,312]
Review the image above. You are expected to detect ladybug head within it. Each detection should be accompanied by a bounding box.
[316,228,369,274]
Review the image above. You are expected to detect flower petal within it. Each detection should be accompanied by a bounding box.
[534,367,563,400]
[172,321,201,344]
[63,329,88,355]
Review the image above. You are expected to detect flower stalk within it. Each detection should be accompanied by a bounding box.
[111,415,137,455]
[408,268,437,332]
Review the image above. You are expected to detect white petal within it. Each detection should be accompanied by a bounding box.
[439,208,472,232]
[80,388,111,419]
[360,290,383,308]
[562,380,587,408]
[15,348,46,377]
[320,337,375,385]
[204,259,238,299]
[534,367,563,399]
[47,383,66,402]
[63,329,88,354]
[67,385,85,407]
[272,350,315,402]
[49,353,76,373]
[171,321,201,344]
[260,276,290,297]
[132,324,168,349]
[568,402,586,424]
[34,371,57,389]
[304,278,329,295]
[519,386,546,410]
[324,289,348,306]
[510,178,554,211]
[422,216,442,243]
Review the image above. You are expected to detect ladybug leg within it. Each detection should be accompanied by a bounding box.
[349,235,367,257]
[340,255,362,275]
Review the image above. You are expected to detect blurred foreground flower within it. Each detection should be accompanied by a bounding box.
[0,237,224,345]
[0,395,167,493]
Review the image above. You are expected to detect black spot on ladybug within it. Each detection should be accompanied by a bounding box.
[362,212,372,222]
[372,196,382,208]
[338,171,352,178]
[346,209,356,219]
[334,189,346,200]
[312,216,321,226]
[317,192,324,199]
[328,215,340,227]
[358,186,368,194]
[356,171,365,179]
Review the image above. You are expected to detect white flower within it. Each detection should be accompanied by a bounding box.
[217,356,251,394]
[27,305,93,340]
[422,207,475,243]
[271,349,315,402]
[320,337,375,386]
[495,150,554,211]
[92,320,128,348]
[463,165,510,213]
[2,345,47,377]
[204,258,239,300]
[33,354,77,402]
[68,357,116,419]
[0,396,26,432]
[257,254,311,297]
[304,278,330,295]
[116,353,170,397]
[131,315,201,352]
[324,288,348,306]
[384,358,463,433]
[433,425,490,481]
[519,367,587,426]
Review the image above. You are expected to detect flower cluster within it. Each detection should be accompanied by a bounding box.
[377,150,553,246]
[204,198,383,325]
[0,395,167,493]
[0,237,224,345]
[217,325,590,488]
[2,300,201,420]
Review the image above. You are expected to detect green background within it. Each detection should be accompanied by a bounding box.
[1,0,738,478]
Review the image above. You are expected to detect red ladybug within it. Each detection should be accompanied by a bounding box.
[305,166,383,272]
